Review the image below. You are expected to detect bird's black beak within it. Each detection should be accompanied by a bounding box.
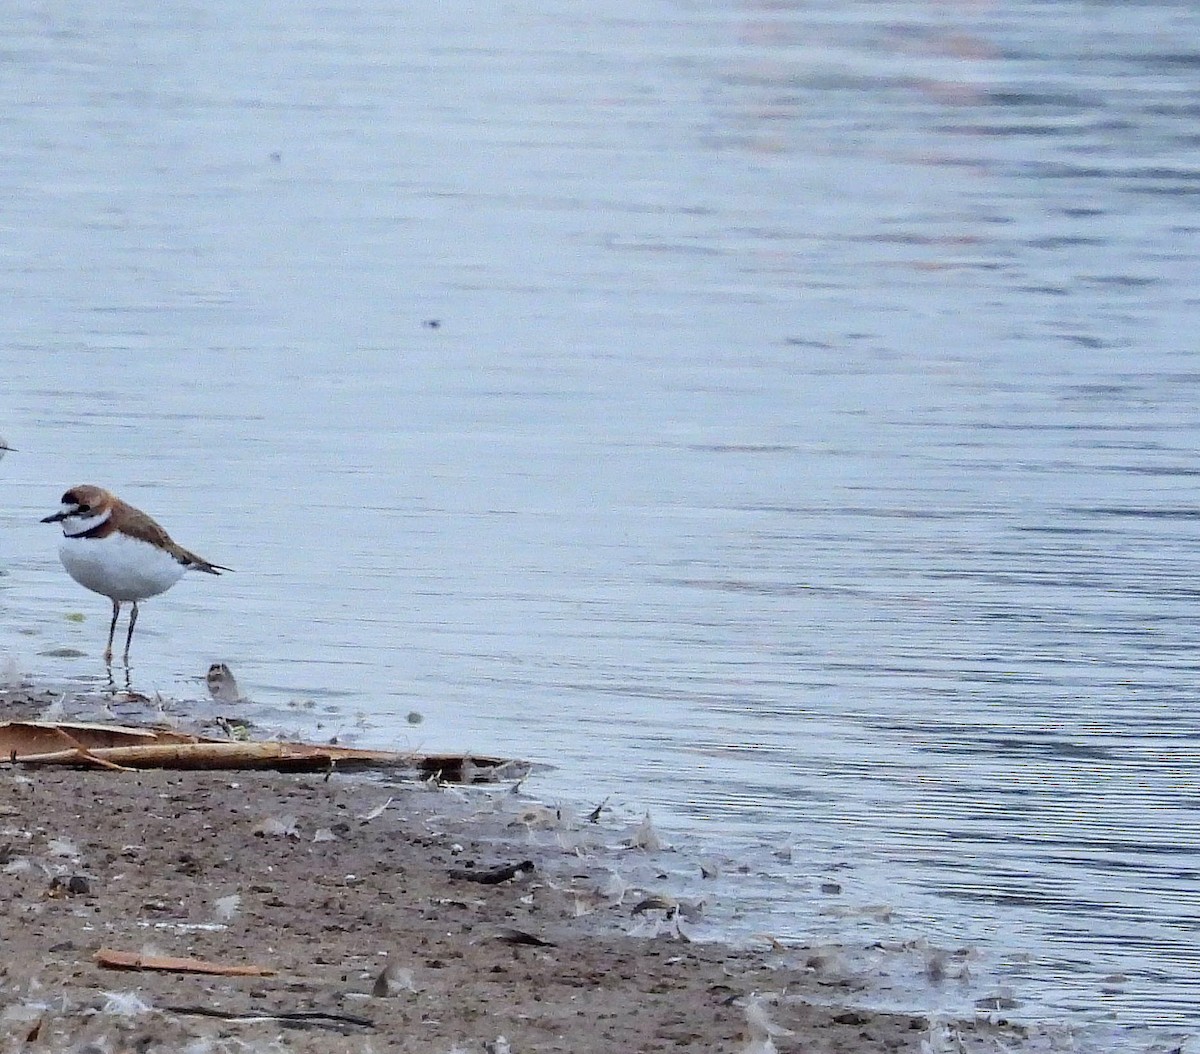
[41,511,67,523]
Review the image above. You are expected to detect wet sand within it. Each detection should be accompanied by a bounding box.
[0,686,1034,1053]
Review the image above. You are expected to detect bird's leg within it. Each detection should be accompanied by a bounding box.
[123,601,140,661]
[105,599,121,663]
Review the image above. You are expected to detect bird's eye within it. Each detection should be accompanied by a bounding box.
[77,504,90,513]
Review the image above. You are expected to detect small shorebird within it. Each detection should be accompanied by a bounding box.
[42,485,230,662]
[206,661,245,704]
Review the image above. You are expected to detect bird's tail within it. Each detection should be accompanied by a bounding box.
[182,550,232,575]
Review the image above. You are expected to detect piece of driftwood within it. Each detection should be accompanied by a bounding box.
[161,1005,374,1033]
[490,926,555,947]
[95,948,275,976]
[448,860,536,884]
[0,721,526,783]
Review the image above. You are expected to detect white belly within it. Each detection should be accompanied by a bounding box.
[59,533,186,602]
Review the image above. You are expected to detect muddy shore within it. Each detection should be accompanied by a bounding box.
[0,685,1044,1053]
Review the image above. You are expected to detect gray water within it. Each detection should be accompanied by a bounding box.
[0,0,1198,1046]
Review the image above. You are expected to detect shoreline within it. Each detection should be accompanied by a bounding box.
[1,685,1061,1051]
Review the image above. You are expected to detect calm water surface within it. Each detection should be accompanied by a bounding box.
[1,1,1198,1047]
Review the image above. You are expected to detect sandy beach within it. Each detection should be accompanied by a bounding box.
[0,684,1042,1053]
